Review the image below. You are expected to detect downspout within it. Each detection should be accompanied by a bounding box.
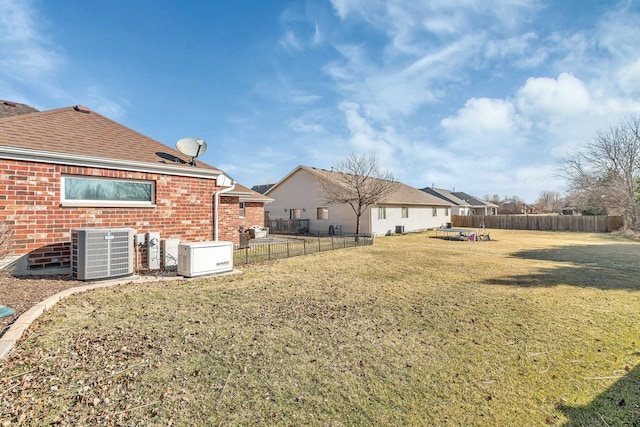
[214,174,236,241]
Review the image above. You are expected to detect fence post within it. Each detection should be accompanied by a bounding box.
[245,246,248,264]
[303,239,307,255]
[287,241,290,258]
[268,242,271,260]
[318,233,321,252]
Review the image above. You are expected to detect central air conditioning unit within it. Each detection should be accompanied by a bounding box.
[177,241,233,277]
[71,228,134,281]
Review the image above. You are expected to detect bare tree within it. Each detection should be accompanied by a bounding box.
[535,190,563,214]
[0,222,14,263]
[320,153,397,234]
[483,194,501,204]
[561,116,640,230]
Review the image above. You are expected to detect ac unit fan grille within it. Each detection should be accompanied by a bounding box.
[71,228,134,280]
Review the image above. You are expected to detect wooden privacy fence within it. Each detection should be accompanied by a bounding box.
[452,215,624,233]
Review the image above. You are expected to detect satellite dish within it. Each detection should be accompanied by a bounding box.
[176,137,208,166]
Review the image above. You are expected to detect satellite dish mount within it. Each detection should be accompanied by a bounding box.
[176,137,208,166]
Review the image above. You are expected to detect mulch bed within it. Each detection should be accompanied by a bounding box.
[0,272,83,336]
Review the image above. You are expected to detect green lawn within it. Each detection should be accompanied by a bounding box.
[1,230,640,426]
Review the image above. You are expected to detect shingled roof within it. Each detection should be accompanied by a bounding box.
[0,105,220,174]
[227,183,273,203]
[421,187,471,206]
[0,100,38,118]
[269,165,451,206]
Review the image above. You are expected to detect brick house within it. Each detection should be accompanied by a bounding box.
[0,101,270,276]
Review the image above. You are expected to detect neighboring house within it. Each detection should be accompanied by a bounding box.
[0,101,267,275]
[230,183,273,229]
[264,165,453,236]
[450,192,498,215]
[251,183,275,195]
[0,100,38,117]
[420,187,472,215]
[498,201,537,215]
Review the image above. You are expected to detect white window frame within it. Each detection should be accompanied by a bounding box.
[61,175,155,207]
[239,201,246,218]
[432,207,438,217]
[401,207,409,218]
[378,206,387,220]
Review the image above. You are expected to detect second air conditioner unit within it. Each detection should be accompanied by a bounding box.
[177,241,233,277]
[71,228,134,281]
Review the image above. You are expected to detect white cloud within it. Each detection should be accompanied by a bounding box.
[483,32,547,68]
[288,118,324,133]
[338,100,395,160]
[517,73,591,118]
[312,22,323,46]
[83,86,128,120]
[326,35,482,120]
[595,3,640,60]
[617,58,640,95]
[279,30,303,51]
[441,97,520,144]
[289,91,322,105]
[0,0,64,80]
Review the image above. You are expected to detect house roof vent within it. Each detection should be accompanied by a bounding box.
[74,105,91,113]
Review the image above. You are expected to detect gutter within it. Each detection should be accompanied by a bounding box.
[0,146,222,180]
[214,174,236,241]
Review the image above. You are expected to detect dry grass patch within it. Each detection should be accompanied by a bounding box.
[1,229,640,426]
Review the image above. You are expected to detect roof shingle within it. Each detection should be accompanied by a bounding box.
[0,100,38,118]
[0,105,217,171]
[297,166,451,206]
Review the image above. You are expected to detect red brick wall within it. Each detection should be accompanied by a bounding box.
[0,159,240,271]
[240,202,266,230]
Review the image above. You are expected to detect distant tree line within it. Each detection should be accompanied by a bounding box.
[561,116,640,231]
[481,117,640,232]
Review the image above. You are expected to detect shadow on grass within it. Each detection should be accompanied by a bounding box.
[484,243,640,291]
[559,364,640,426]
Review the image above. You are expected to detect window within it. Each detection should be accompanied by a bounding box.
[378,206,387,220]
[239,202,245,217]
[290,208,301,219]
[401,207,409,218]
[445,207,449,216]
[317,207,329,220]
[432,207,438,217]
[61,175,154,207]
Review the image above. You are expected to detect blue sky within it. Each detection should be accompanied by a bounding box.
[2,0,640,202]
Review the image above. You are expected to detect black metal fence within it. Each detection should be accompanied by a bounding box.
[233,234,373,265]
[267,219,310,235]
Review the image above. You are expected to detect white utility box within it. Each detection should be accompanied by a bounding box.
[177,241,233,277]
